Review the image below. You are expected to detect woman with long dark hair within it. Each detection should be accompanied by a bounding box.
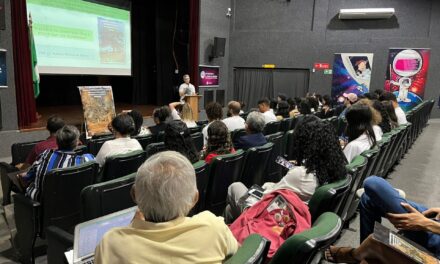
[202,121,235,163]
[164,120,200,164]
[382,100,399,129]
[343,104,376,162]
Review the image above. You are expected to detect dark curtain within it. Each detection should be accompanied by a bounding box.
[131,0,156,105]
[189,0,200,92]
[233,68,274,111]
[11,0,37,127]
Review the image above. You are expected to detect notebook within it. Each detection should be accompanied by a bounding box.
[68,206,137,264]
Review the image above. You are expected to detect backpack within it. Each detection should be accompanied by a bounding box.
[229,189,311,259]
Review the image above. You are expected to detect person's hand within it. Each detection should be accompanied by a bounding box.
[387,203,431,231]
[423,208,440,220]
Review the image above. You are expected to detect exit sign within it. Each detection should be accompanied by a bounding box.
[314,63,330,70]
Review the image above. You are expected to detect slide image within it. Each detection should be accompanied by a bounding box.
[98,17,126,64]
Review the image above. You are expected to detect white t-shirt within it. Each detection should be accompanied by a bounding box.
[171,109,198,128]
[179,83,196,102]
[95,137,143,167]
[262,110,277,124]
[202,122,213,146]
[395,107,408,125]
[373,125,383,141]
[262,166,317,202]
[343,133,373,163]
[222,116,245,131]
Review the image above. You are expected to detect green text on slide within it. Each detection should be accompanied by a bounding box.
[33,23,94,41]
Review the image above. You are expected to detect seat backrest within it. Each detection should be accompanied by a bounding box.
[264,132,285,183]
[225,234,271,264]
[188,126,202,134]
[263,121,281,135]
[360,147,380,180]
[241,143,274,187]
[279,118,292,133]
[196,120,209,127]
[41,161,99,235]
[100,150,146,182]
[191,161,209,214]
[80,173,136,221]
[191,132,204,152]
[205,150,245,215]
[308,175,351,222]
[11,140,44,165]
[231,128,247,145]
[132,134,154,150]
[87,136,115,156]
[290,115,302,130]
[270,212,342,264]
[283,130,296,160]
[73,145,88,155]
[145,142,167,158]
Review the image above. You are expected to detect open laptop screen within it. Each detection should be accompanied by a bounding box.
[74,207,137,261]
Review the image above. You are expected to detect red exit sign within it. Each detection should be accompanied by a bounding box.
[314,63,330,69]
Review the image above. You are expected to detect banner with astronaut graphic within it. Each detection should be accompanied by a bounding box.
[331,53,374,101]
[384,48,430,112]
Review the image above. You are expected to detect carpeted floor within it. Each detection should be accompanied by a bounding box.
[0,119,439,263]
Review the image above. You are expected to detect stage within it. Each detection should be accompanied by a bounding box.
[20,104,158,131]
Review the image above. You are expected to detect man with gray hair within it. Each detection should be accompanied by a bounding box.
[95,151,238,263]
[233,111,268,150]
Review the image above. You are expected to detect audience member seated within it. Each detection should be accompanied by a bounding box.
[372,99,392,133]
[164,120,200,164]
[169,102,197,128]
[202,121,235,164]
[325,176,440,262]
[338,93,358,120]
[233,111,267,150]
[127,110,151,136]
[318,94,334,119]
[148,106,171,135]
[382,100,399,129]
[202,102,223,145]
[18,125,94,202]
[226,115,347,221]
[95,151,238,263]
[258,98,277,124]
[95,114,142,167]
[276,101,290,120]
[25,115,65,166]
[380,92,408,125]
[287,98,299,117]
[357,99,383,141]
[373,88,385,99]
[343,104,376,163]
[307,96,320,113]
[222,101,245,131]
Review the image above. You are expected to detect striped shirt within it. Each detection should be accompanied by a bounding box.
[24,149,95,201]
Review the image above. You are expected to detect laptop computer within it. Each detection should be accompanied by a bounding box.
[68,206,137,264]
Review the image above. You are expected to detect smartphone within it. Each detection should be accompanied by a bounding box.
[275,156,295,170]
[248,188,264,199]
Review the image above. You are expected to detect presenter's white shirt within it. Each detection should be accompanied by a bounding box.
[343,133,373,163]
[373,125,383,141]
[395,107,408,125]
[171,109,197,128]
[262,110,277,124]
[222,116,245,131]
[95,137,143,167]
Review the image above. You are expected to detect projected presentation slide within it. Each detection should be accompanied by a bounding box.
[27,0,131,75]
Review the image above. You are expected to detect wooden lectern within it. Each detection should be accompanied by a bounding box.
[184,95,202,121]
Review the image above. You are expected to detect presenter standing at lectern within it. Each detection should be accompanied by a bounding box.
[179,74,196,103]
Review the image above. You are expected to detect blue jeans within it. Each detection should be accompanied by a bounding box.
[360,176,440,258]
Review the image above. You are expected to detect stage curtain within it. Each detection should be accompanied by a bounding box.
[189,0,200,92]
[233,68,274,111]
[11,0,37,127]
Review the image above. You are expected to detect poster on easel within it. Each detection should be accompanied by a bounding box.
[384,48,430,112]
[78,86,116,139]
[331,53,374,101]
[0,49,7,88]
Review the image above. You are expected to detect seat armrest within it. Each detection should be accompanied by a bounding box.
[14,193,40,208]
[225,234,270,264]
[47,226,74,264]
[46,226,74,245]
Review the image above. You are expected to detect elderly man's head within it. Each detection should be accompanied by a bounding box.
[245,111,265,134]
[227,101,241,116]
[56,125,80,150]
[135,151,198,222]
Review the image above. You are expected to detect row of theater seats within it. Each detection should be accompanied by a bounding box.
[12,100,434,264]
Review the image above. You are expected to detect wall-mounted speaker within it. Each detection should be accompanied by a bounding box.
[212,37,226,58]
[0,0,5,30]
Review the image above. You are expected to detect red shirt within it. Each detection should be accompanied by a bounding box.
[204,148,236,164]
[25,136,58,165]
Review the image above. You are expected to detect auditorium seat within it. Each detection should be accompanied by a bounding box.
[283,130,296,160]
[145,142,167,158]
[240,143,274,187]
[231,128,247,146]
[269,212,342,264]
[190,132,204,152]
[10,140,43,166]
[98,150,146,182]
[47,173,136,264]
[224,234,271,264]
[279,118,293,133]
[87,135,115,156]
[132,134,154,150]
[264,132,285,183]
[14,161,99,264]
[263,121,281,135]
[190,161,209,215]
[205,150,245,215]
[189,126,202,134]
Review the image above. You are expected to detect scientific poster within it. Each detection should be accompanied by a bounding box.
[0,49,7,88]
[331,53,374,101]
[384,48,430,111]
[78,86,116,138]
